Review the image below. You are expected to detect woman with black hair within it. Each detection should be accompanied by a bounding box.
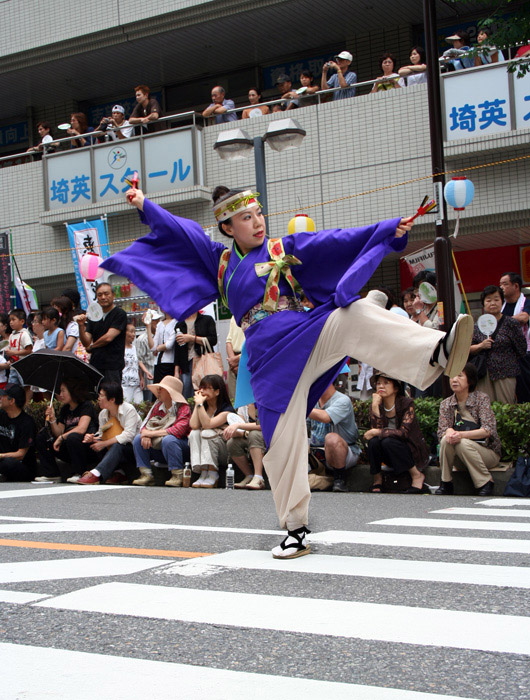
[398,46,427,87]
[189,374,236,488]
[364,371,429,493]
[51,295,79,353]
[35,377,98,483]
[370,53,403,92]
[242,87,270,119]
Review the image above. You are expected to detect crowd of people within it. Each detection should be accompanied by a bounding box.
[0,261,527,497]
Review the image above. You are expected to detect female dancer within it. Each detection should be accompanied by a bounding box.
[102,188,473,559]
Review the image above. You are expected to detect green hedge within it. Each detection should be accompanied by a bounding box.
[353,398,530,463]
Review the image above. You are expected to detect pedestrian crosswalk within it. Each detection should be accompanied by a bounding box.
[3,495,530,699]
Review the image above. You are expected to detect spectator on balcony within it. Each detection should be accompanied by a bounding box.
[296,70,320,107]
[370,53,403,93]
[440,31,474,71]
[515,44,530,58]
[129,85,163,133]
[469,284,526,404]
[398,46,427,86]
[97,105,134,141]
[321,51,357,100]
[26,122,55,157]
[242,87,270,119]
[67,113,95,148]
[202,86,238,123]
[275,74,299,110]
[475,27,505,65]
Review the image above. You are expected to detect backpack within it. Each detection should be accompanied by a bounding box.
[504,456,530,497]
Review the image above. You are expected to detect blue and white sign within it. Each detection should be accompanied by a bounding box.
[143,129,194,193]
[93,139,142,202]
[513,69,530,130]
[443,63,511,140]
[0,121,28,148]
[47,150,92,210]
[66,218,110,308]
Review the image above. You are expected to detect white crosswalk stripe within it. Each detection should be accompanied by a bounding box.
[369,517,530,532]
[431,507,530,518]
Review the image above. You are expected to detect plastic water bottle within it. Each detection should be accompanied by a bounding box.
[225,463,235,490]
[182,462,191,488]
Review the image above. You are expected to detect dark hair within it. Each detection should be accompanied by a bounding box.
[51,295,74,330]
[212,185,230,204]
[477,26,492,38]
[461,362,478,392]
[95,281,113,293]
[300,70,314,82]
[61,288,81,309]
[380,52,396,71]
[9,308,26,322]
[6,385,26,409]
[410,45,426,63]
[71,112,89,134]
[199,374,233,414]
[135,84,150,95]
[61,377,90,404]
[413,270,436,289]
[480,284,504,306]
[248,86,262,99]
[401,287,416,304]
[0,313,11,333]
[212,188,246,237]
[454,30,470,45]
[501,271,522,289]
[37,121,52,132]
[42,306,60,326]
[32,312,43,324]
[375,286,396,310]
[374,373,405,396]
[99,381,123,405]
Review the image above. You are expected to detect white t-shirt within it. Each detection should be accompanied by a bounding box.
[122,345,140,388]
[0,351,7,383]
[65,320,79,354]
[406,72,427,87]
[107,120,134,140]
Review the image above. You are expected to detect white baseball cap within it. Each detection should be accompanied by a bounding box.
[335,51,353,62]
[112,105,125,114]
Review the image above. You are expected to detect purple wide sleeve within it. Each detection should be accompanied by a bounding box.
[285,218,406,307]
[101,199,226,321]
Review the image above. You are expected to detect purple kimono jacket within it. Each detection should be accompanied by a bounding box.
[101,199,406,443]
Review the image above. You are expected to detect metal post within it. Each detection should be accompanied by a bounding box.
[423,0,456,335]
[253,136,268,233]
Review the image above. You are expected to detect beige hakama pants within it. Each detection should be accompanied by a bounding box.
[263,298,445,530]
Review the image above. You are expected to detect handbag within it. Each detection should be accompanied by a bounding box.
[504,456,530,497]
[453,408,486,445]
[192,337,224,390]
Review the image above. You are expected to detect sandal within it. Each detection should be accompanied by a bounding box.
[404,483,430,494]
[272,526,311,559]
[369,483,383,493]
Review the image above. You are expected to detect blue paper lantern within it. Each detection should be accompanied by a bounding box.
[444,176,475,211]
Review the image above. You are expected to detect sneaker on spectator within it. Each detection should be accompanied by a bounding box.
[235,475,253,489]
[77,471,100,485]
[246,475,265,490]
[106,471,127,485]
[66,475,81,484]
[132,467,155,486]
[34,475,61,483]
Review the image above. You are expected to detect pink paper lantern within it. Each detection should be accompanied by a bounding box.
[80,252,104,281]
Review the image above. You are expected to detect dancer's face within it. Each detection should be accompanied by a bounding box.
[222,206,266,255]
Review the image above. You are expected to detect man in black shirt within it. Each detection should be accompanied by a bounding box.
[500,271,530,402]
[0,384,36,482]
[129,84,163,133]
[78,282,127,384]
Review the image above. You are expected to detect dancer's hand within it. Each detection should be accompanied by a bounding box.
[126,187,145,210]
[395,217,414,238]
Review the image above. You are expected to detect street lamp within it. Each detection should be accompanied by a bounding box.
[213,118,307,229]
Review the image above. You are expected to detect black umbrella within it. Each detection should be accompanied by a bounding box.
[11,349,103,398]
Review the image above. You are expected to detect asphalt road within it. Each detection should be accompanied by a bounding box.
[0,482,529,699]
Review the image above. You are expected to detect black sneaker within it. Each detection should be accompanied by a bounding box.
[435,481,454,495]
[332,478,348,492]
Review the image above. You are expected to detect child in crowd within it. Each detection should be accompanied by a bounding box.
[29,312,47,400]
[0,313,11,344]
[42,307,65,350]
[4,309,33,395]
[51,295,80,353]
[122,323,143,403]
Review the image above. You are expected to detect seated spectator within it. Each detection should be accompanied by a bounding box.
[364,371,430,493]
[5,309,33,393]
[296,70,320,107]
[26,122,55,157]
[67,113,95,148]
[129,84,163,133]
[321,51,357,100]
[0,384,36,482]
[35,378,98,483]
[51,296,79,354]
[189,374,235,488]
[42,307,65,350]
[225,403,266,490]
[135,310,163,400]
[147,311,176,384]
[242,87,270,118]
[202,86,238,123]
[225,315,245,402]
[308,381,361,492]
[436,363,501,496]
[398,46,427,86]
[402,287,417,319]
[132,376,191,487]
[440,31,474,71]
[475,27,505,65]
[175,311,217,399]
[78,382,142,485]
[275,74,299,110]
[122,323,143,403]
[370,53,403,92]
[469,285,526,404]
[97,105,134,141]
